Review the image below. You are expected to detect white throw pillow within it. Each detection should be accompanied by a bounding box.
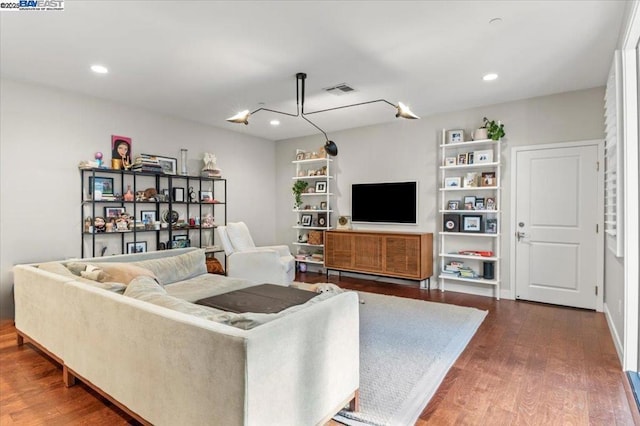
[226,222,256,251]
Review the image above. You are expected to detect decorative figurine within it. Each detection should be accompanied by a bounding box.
[94,216,106,233]
[202,153,222,177]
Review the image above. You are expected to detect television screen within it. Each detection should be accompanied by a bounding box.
[351,181,417,224]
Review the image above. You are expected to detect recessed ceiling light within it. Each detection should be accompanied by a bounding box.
[90,64,108,74]
[270,120,280,126]
[483,73,498,81]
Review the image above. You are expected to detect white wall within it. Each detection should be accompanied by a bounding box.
[276,87,606,297]
[0,78,278,319]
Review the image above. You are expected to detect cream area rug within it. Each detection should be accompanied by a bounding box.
[334,291,487,426]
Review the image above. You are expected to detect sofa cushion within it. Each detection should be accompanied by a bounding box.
[65,261,157,285]
[131,248,207,285]
[225,222,256,251]
[38,261,127,293]
[164,273,255,302]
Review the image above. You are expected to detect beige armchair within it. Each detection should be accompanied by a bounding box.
[217,222,295,285]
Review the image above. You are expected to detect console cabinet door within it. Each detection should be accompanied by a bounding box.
[325,232,353,269]
[384,236,420,277]
[353,234,383,273]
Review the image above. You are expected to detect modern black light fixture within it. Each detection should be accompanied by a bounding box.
[226,72,420,157]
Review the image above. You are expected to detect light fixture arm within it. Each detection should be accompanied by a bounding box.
[303,99,396,115]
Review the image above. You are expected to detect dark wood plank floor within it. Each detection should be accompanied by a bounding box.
[1,272,637,425]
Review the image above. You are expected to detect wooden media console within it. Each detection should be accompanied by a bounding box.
[324,230,433,288]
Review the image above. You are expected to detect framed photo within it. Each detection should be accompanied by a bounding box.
[445,157,457,166]
[104,206,125,218]
[295,152,305,161]
[467,152,474,165]
[143,153,177,175]
[485,197,496,210]
[172,234,188,241]
[444,177,461,188]
[464,172,479,188]
[317,212,328,227]
[126,241,147,254]
[170,239,190,249]
[457,153,468,165]
[320,201,327,210]
[301,214,313,227]
[88,177,114,196]
[462,215,483,233]
[475,149,494,164]
[475,197,485,210]
[486,218,498,234]
[200,190,213,202]
[447,129,464,144]
[447,200,460,210]
[315,181,327,193]
[173,187,185,202]
[112,135,132,168]
[140,210,157,223]
[443,213,460,232]
[481,172,496,187]
[463,196,476,210]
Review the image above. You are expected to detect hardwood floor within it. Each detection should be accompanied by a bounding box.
[1,273,636,425]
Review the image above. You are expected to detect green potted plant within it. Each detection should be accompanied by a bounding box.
[482,117,506,140]
[292,180,309,209]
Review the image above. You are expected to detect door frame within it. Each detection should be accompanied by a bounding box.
[509,140,605,311]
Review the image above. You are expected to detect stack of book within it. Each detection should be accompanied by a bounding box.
[442,261,478,278]
[132,155,164,173]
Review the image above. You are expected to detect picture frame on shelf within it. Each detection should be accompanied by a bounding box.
[126,241,147,254]
[295,152,305,161]
[475,197,485,210]
[457,153,468,165]
[444,177,461,188]
[200,190,213,202]
[143,154,177,175]
[467,152,474,165]
[301,214,313,227]
[317,212,327,227]
[462,215,483,233]
[320,201,327,210]
[104,206,125,218]
[447,200,460,210]
[486,218,498,234]
[172,234,188,241]
[486,197,496,210]
[173,187,185,202]
[445,157,457,166]
[446,129,464,144]
[481,172,496,187]
[464,172,479,187]
[140,210,157,223]
[170,239,190,249]
[315,181,327,193]
[443,213,460,232]
[463,196,476,210]
[475,150,494,164]
[88,177,114,196]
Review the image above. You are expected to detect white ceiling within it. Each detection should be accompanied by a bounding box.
[0,1,628,141]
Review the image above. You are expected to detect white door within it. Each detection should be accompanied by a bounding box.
[513,142,602,309]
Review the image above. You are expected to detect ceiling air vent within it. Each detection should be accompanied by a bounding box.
[324,83,355,96]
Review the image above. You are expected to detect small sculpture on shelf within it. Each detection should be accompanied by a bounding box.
[202,214,215,228]
[202,153,222,178]
[94,216,106,233]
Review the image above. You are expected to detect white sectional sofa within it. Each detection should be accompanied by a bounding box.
[13,248,359,425]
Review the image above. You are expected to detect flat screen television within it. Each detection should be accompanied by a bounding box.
[351,181,417,224]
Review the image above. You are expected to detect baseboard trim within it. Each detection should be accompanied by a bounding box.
[604,302,624,365]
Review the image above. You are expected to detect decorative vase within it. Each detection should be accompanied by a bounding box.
[180,149,188,175]
[473,128,488,141]
[124,185,134,201]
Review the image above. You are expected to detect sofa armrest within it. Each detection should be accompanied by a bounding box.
[254,245,291,258]
[228,249,291,285]
[245,291,360,425]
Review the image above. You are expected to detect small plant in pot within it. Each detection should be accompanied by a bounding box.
[482,117,506,140]
[292,180,309,209]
